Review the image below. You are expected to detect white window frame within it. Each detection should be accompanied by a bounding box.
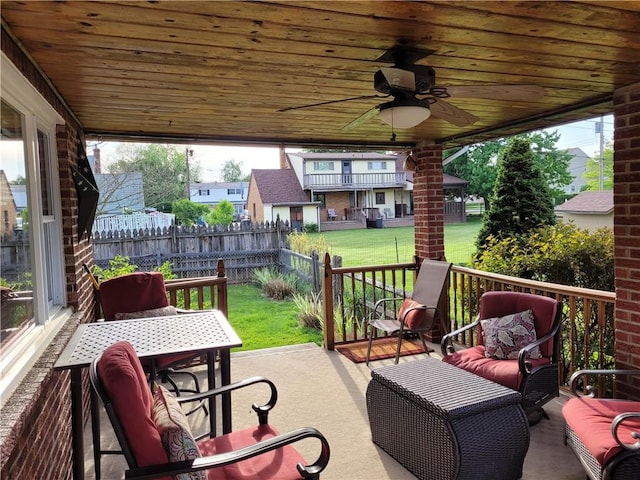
[0,53,69,402]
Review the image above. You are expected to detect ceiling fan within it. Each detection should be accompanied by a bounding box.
[278,46,545,130]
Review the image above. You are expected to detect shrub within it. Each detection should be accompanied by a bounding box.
[287,231,330,256]
[303,223,319,233]
[476,222,615,374]
[92,254,176,282]
[476,223,614,290]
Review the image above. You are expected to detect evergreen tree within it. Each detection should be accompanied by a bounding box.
[476,137,556,253]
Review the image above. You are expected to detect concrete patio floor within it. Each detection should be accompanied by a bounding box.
[84,342,586,479]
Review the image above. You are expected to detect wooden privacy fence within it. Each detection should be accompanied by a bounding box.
[321,257,616,393]
[92,221,290,283]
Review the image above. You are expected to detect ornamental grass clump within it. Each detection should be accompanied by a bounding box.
[292,292,323,329]
[253,267,298,300]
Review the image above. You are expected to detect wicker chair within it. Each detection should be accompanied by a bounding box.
[90,341,330,480]
[441,291,562,420]
[365,259,452,365]
[562,369,640,480]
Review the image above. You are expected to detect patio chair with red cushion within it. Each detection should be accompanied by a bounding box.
[441,291,562,420]
[365,259,452,365]
[98,271,205,396]
[562,369,640,480]
[90,341,330,480]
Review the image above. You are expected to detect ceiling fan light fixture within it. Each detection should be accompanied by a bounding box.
[378,100,431,128]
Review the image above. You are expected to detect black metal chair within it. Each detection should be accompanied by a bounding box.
[441,291,562,420]
[90,341,331,480]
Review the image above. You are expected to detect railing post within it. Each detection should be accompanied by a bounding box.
[216,258,228,317]
[322,252,335,350]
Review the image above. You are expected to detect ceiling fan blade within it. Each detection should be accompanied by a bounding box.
[341,106,380,131]
[278,95,385,112]
[430,99,479,127]
[380,67,415,91]
[445,85,545,101]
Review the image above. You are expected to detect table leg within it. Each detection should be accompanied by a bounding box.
[90,384,101,480]
[207,351,217,437]
[70,368,85,480]
[220,348,232,434]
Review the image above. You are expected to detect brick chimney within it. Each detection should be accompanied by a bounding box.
[279,145,289,169]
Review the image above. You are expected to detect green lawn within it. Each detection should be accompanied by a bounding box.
[312,217,481,266]
[227,284,323,351]
[227,220,480,351]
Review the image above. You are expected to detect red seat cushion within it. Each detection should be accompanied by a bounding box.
[199,424,309,480]
[442,345,549,390]
[97,341,169,469]
[563,397,640,466]
[398,298,426,329]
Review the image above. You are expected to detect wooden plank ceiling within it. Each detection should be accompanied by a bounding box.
[2,1,639,149]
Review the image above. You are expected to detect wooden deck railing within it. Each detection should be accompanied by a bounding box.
[322,255,616,388]
[93,259,228,320]
[165,259,228,316]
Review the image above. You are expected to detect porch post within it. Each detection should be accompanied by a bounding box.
[412,143,445,261]
[613,81,640,399]
[412,143,446,342]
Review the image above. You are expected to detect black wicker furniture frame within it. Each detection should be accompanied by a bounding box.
[366,357,529,480]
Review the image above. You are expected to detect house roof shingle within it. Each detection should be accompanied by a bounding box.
[252,169,308,204]
[555,191,613,215]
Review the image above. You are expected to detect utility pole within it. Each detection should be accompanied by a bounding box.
[596,117,604,191]
[185,148,193,199]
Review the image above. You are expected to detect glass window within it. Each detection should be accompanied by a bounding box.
[313,193,326,208]
[376,192,385,204]
[199,189,210,196]
[1,54,66,397]
[368,161,387,170]
[313,161,334,171]
[1,100,35,344]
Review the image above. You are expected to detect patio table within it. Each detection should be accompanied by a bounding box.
[54,309,242,480]
[366,357,530,480]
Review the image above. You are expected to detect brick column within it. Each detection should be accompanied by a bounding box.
[613,81,640,400]
[413,143,445,261]
[412,143,446,341]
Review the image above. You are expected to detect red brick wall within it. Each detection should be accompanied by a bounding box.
[1,26,96,480]
[613,82,640,400]
[411,145,446,341]
[412,145,445,261]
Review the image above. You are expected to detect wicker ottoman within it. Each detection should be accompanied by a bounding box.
[366,357,530,480]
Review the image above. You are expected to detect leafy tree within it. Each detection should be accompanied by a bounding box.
[108,144,200,210]
[171,198,209,226]
[205,199,235,226]
[444,130,572,209]
[582,143,613,191]
[476,137,556,253]
[221,159,243,182]
[9,175,26,185]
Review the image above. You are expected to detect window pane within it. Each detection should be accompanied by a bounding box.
[1,100,35,346]
[38,130,52,216]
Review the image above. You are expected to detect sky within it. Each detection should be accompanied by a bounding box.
[1,115,613,184]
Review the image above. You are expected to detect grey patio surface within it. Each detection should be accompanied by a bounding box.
[84,342,586,479]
